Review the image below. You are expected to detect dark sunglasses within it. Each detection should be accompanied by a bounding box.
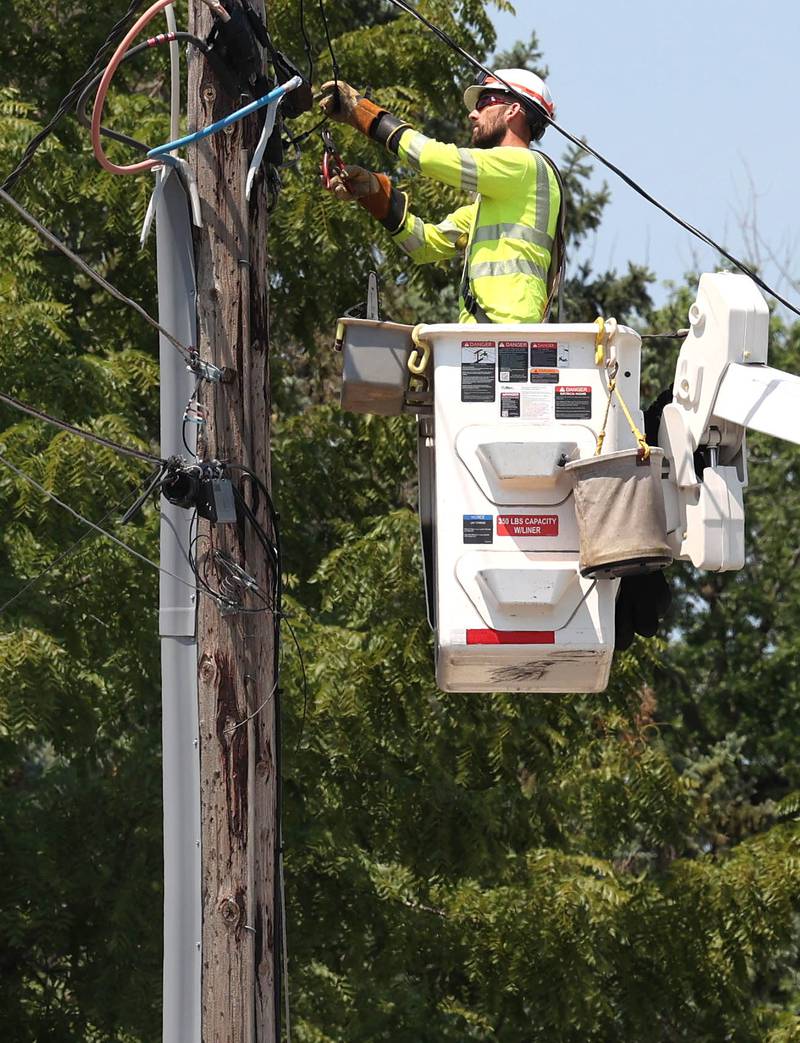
[475,92,512,112]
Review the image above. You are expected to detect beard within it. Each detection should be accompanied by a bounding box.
[471,121,506,149]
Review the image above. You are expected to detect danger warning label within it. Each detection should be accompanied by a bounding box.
[555,385,592,419]
[498,341,528,382]
[497,514,559,537]
[461,341,497,403]
[530,341,558,367]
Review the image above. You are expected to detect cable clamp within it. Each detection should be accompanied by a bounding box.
[188,352,224,383]
[215,551,260,592]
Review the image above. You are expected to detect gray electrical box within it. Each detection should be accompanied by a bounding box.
[338,317,416,416]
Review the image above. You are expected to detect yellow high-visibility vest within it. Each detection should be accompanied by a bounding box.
[388,129,562,324]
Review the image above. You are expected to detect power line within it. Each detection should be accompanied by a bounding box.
[318,0,340,83]
[383,0,800,319]
[0,450,198,596]
[0,188,194,360]
[76,31,209,155]
[0,389,164,466]
[297,0,315,81]
[0,0,148,192]
[0,494,132,617]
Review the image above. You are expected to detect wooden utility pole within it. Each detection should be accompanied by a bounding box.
[187,2,278,1039]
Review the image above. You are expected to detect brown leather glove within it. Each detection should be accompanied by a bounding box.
[319,79,385,136]
[324,164,406,230]
[326,164,380,202]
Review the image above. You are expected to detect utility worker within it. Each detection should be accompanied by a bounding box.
[320,69,565,324]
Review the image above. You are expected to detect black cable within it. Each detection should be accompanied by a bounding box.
[0,388,164,466]
[383,0,800,319]
[181,378,203,458]
[228,463,284,1043]
[317,0,340,83]
[182,418,197,458]
[0,188,194,360]
[187,514,237,610]
[0,498,123,617]
[75,32,209,154]
[298,0,315,82]
[284,113,329,147]
[231,484,279,570]
[641,330,690,340]
[286,614,310,754]
[1,0,149,192]
[0,450,198,593]
[185,483,276,613]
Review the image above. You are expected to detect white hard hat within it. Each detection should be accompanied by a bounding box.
[463,68,555,122]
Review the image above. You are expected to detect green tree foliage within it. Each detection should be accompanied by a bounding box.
[0,1,799,1041]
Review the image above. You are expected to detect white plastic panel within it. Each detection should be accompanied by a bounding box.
[456,423,594,505]
[424,321,640,693]
[455,552,595,630]
[436,648,614,694]
[680,465,745,571]
[714,363,800,446]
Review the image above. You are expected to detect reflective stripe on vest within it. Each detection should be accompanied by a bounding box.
[470,258,549,281]
[398,215,426,256]
[435,218,467,246]
[456,148,479,194]
[396,128,562,323]
[472,222,554,251]
[464,154,560,322]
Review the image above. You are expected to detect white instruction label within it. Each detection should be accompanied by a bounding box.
[520,385,555,423]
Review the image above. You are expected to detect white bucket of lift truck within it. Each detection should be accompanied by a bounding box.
[564,447,673,578]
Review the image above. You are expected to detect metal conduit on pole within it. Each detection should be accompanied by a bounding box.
[156,168,202,1043]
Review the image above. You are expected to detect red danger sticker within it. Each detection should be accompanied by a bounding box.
[555,385,592,419]
[497,514,559,537]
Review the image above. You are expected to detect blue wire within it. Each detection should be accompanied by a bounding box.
[147,76,302,159]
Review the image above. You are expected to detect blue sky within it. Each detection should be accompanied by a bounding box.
[490,1,799,309]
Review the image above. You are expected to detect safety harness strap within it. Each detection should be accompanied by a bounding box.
[534,150,567,321]
[459,196,490,322]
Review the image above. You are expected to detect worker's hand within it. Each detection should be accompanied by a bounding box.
[325,165,380,202]
[319,80,364,126]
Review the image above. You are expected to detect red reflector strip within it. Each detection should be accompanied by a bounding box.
[466,629,555,645]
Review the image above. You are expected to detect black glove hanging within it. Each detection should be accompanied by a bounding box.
[615,570,672,651]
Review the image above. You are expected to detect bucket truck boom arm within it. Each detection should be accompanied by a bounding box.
[659,272,800,572]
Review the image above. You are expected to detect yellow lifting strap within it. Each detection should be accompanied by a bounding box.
[593,316,650,460]
[594,316,606,366]
[408,324,431,376]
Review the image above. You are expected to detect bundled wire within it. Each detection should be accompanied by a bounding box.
[222,463,285,1036]
[89,0,234,175]
[0,0,149,191]
[382,0,800,318]
[91,0,187,175]
[76,31,209,155]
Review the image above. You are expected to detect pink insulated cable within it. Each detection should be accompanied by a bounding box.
[91,0,202,175]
